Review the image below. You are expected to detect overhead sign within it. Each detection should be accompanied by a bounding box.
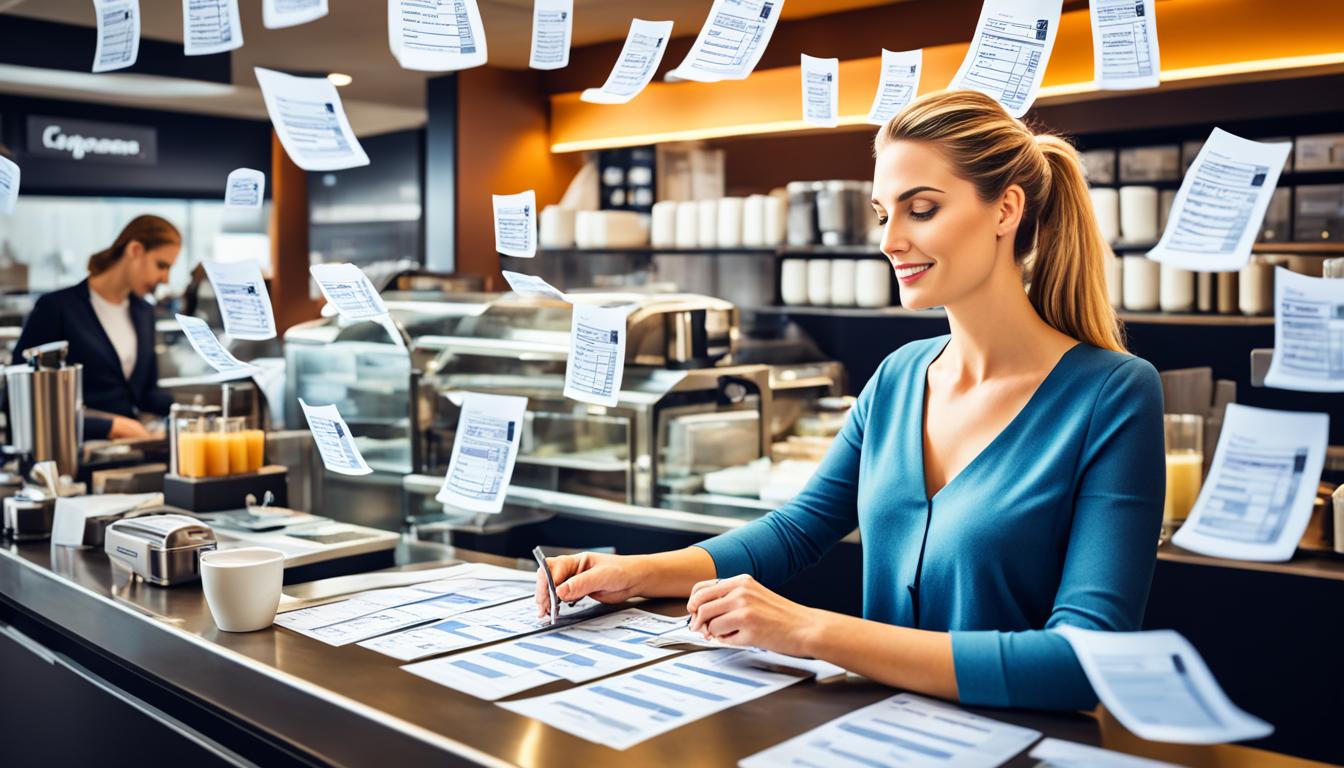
[26,115,157,165]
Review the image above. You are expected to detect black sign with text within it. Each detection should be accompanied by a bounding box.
[26,115,157,165]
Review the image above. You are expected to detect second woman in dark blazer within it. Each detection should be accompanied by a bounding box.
[14,215,180,440]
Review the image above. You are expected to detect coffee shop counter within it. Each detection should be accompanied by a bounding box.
[0,536,1106,768]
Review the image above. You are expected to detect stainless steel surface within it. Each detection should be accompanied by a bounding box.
[5,342,83,475]
[2,492,55,541]
[0,540,1104,767]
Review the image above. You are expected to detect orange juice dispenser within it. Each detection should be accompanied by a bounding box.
[163,385,286,512]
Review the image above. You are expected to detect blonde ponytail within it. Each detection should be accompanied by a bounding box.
[877,90,1126,353]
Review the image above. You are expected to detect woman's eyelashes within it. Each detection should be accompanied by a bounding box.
[909,204,939,222]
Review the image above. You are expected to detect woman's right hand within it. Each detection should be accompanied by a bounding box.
[535,552,648,617]
[108,416,151,440]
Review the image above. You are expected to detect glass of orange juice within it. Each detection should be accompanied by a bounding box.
[204,417,231,478]
[221,417,249,475]
[1163,414,1204,541]
[243,428,265,473]
[176,417,208,478]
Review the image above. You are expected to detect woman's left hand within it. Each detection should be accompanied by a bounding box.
[686,574,823,658]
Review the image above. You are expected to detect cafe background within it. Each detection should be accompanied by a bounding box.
[0,1,1342,765]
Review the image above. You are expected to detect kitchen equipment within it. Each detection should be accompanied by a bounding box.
[763,192,786,246]
[697,199,719,248]
[104,513,217,586]
[854,260,892,307]
[742,195,768,247]
[717,197,744,248]
[4,340,83,476]
[786,181,821,246]
[807,260,832,306]
[780,259,808,306]
[817,181,857,246]
[830,260,856,306]
[1122,256,1160,311]
[3,487,55,541]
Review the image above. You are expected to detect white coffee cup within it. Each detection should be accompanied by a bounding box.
[200,547,285,632]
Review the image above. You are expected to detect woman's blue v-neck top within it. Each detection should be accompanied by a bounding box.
[697,334,1166,711]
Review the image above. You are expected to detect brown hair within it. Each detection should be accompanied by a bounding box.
[88,215,181,276]
[876,90,1125,353]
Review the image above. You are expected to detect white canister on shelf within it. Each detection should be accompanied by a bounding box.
[697,199,719,248]
[675,201,699,248]
[830,260,856,306]
[780,259,808,306]
[1089,188,1120,244]
[807,259,832,306]
[1159,264,1195,313]
[1119,186,1160,243]
[764,191,787,246]
[539,205,577,249]
[718,196,745,248]
[573,210,596,249]
[742,195,769,247]
[1105,250,1123,308]
[854,260,892,307]
[1122,255,1161,311]
[1239,255,1283,315]
[650,201,678,248]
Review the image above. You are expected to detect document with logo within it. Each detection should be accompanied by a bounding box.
[255,67,369,172]
[1029,738,1181,767]
[950,0,1062,118]
[564,302,631,407]
[801,54,838,128]
[1057,627,1272,744]
[309,262,389,321]
[262,0,327,29]
[581,19,675,104]
[183,0,243,56]
[203,259,276,340]
[175,314,258,378]
[436,393,528,514]
[867,48,922,126]
[0,156,18,215]
[92,0,140,73]
[740,693,1041,768]
[1148,128,1291,271]
[493,190,538,259]
[666,0,784,83]
[388,0,488,72]
[299,399,373,477]
[529,0,574,71]
[223,167,265,208]
[501,270,567,301]
[1172,403,1327,562]
[1090,0,1160,90]
[499,648,804,750]
[1265,268,1344,392]
[402,608,681,700]
[359,595,605,662]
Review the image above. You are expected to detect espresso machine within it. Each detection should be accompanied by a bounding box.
[2,341,84,540]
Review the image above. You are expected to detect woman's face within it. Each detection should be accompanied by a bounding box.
[871,140,1018,311]
[124,241,180,297]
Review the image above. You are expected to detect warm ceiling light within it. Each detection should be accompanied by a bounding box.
[327,72,353,87]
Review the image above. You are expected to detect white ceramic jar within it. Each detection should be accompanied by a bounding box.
[854,260,892,307]
[1122,255,1161,311]
[830,260,856,306]
[780,259,808,306]
[807,259,832,306]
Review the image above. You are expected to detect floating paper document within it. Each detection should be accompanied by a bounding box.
[740,693,1041,768]
[0,156,18,214]
[493,190,538,258]
[388,0,488,72]
[666,0,784,83]
[529,0,573,71]
[1172,403,1327,562]
[1057,626,1272,744]
[1090,0,1160,90]
[800,54,838,128]
[299,399,373,477]
[403,609,679,699]
[564,302,631,407]
[581,19,675,104]
[950,0,1062,118]
[1029,738,1180,767]
[360,596,605,662]
[501,270,567,301]
[309,262,389,321]
[183,0,243,56]
[500,648,804,750]
[867,48,922,126]
[436,393,528,514]
[255,67,369,172]
[175,314,257,377]
[1148,129,1291,271]
[1265,268,1344,392]
[92,0,140,73]
[263,0,327,29]
[203,259,276,340]
[223,167,265,208]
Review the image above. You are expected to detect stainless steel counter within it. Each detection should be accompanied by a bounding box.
[0,537,1102,767]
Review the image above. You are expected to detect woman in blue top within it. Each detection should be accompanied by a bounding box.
[535,90,1165,712]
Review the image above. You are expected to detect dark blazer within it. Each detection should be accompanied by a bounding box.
[13,279,173,439]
